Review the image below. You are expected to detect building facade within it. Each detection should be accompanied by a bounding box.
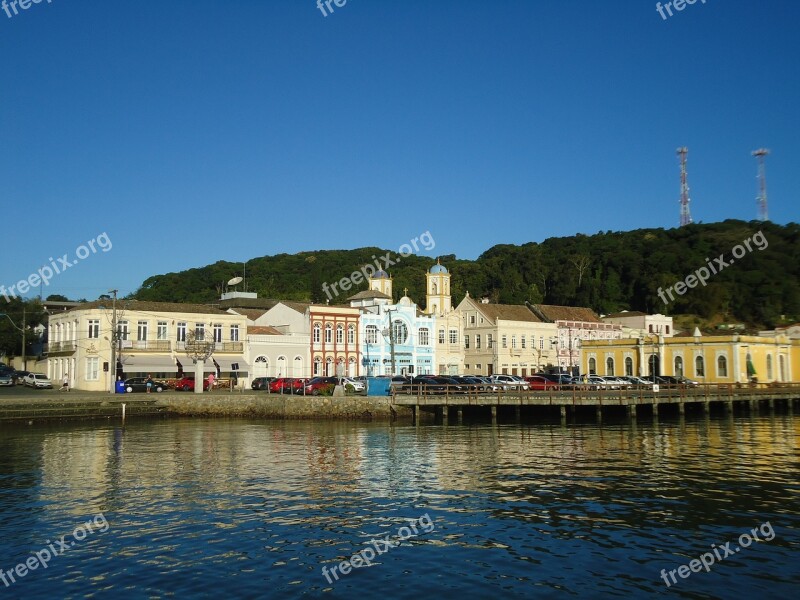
[423,261,464,375]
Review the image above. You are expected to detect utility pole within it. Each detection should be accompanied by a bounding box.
[21,306,26,371]
[383,307,397,376]
[109,289,118,393]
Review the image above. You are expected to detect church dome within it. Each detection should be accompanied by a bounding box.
[372,270,390,279]
[398,295,414,307]
[429,262,448,274]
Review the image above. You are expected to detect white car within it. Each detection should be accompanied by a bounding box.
[489,374,530,390]
[599,376,627,389]
[339,377,365,392]
[24,373,53,388]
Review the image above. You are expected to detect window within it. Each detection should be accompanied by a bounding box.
[177,322,187,342]
[675,356,684,377]
[336,324,344,344]
[469,315,476,325]
[539,338,544,350]
[419,328,430,345]
[313,357,321,376]
[476,334,481,349]
[588,357,596,374]
[88,319,100,339]
[625,356,633,376]
[511,335,517,349]
[449,329,458,344]
[438,328,445,344]
[86,357,99,381]
[230,324,239,342]
[487,334,493,348]
[324,323,332,343]
[137,320,148,341]
[521,335,526,349]
[695,356,705,377]
[464,335,470,349]
[392,320,408,344]
[313,323,321,343]
[157,322,168,341]
[666,325,671,334]
[779,355,786,381]
[717,355,728,378]
[767,354,773,380]
[118,320,129,341]
[213,324,223,343]
[195,323,205,341]
[606,357,614,376]
[365,325,378,344]
[347,324,355,345]
[649,324,653,333]
[277,356,287,376]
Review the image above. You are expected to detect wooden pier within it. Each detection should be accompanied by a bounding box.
[392,383,800,424]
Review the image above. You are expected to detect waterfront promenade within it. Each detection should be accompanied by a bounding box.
[0,384,797,423]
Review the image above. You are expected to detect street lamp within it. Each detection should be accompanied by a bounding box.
[0,309,26,370]
[109,289,118,393]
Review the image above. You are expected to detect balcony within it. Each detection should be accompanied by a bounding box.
[45,341,77,354]
[121,340,172,352]
[175,341,243,353]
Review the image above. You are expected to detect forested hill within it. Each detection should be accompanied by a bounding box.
[131,220,800,328]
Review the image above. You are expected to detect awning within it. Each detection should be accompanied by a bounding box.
[212,357,249,371]
[120,355,179,373]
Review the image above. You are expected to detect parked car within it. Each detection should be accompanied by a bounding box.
[304,377,339,395]
[251,377,276,391]
[489,374,530,390]
[676,376,700,386]
[452,376,488,392]
[0,373,14,387]
[13,370,30,384]
[524,375,560,390]
[618,376,654,387]
[23,373,53,388]
[403,376,447,394]
[339,377,365,392]
[175,376,210,392]
[123,377,169,393]
[598,376,627,389]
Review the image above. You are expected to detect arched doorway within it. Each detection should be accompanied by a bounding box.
[254,355,269,378]
[648,354,660,378]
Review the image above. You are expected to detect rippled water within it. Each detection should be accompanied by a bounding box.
[0,412,798,599]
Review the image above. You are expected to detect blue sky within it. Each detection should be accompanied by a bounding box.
[1,0,797,300]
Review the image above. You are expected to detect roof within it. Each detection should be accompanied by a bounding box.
[280,301,311,314]
[476,303,541,323]
[603,311,647,318]
[229,308,269,321]
[217,297,282,310]
[247,325,283,335]
[68,300,232,315]
[347,290,392,301]
[531,304,602,323]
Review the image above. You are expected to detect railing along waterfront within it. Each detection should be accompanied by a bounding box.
[391,382,800,408]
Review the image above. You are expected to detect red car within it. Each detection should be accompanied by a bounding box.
[175,376,211,392]
[303,377,339,395]
[269,377,308,394]
[524,375,560,390]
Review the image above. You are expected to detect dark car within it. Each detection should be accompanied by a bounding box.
[124,377,169,393]
[251,376,276,391]
[524,375,560,390]
[175,376,210,392]
[12,370,30,384]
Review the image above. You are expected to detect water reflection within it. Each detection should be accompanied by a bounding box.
[0,413,797,598]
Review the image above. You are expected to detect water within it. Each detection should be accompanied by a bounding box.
[0,412,798,599]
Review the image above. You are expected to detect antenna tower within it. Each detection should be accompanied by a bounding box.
[752,148,769,221]
[677,147,692,226]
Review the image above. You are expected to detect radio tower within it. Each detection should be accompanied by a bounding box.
[677,147,692,226]
[752,148,770,221]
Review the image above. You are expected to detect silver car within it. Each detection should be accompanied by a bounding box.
[24,373,53,388]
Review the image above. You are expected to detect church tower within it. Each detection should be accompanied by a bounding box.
[425,259,451,316]
[369,270,393,298]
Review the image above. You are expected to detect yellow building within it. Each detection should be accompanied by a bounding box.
[581,333,797,384]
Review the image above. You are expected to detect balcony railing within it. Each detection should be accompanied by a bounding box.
[122,340,172,352]
[175,341,243,352]
[45,341,77,354]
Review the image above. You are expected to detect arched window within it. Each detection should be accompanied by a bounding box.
[695,356,705,377]
[419,328,429,345]
[294,356,303,377]
[767,354,773,380]
[431,282,437,294]
[675,356,684,377]
[254,355,269,377]
[438,328,445,344]
[392,320,408,345]
[325,357,334,376]
[606,357,614,376]
[277,355,287,377]
[348,356,356,377]
[779,355,786,381]
[717,355,728,378]
[588,357,596,375]
[313,357,322,376]
[336,324,344,344]
[312,323,321,343]
[365,325,378,344]
[347,324,355,345]
[625,356,633,376]
[324,323,332,343]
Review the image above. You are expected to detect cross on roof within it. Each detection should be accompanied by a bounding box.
[403,287,409,295]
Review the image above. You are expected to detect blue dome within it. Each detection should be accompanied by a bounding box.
[429,263,448,274]
[373,270,390,279]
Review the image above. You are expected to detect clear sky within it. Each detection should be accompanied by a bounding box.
[1,0,797,300]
